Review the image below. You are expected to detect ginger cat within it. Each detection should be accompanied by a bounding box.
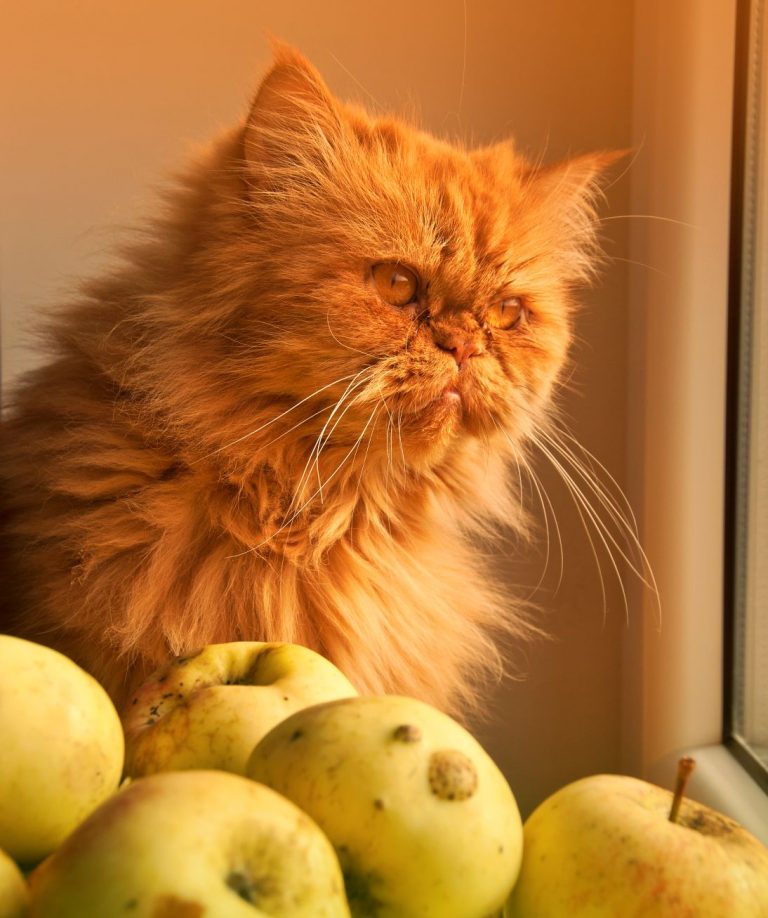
[0,46,617,716]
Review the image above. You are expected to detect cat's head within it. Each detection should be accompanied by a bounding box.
[186,45,619,481]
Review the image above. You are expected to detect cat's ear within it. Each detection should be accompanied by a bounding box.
[243,44,342,182]
[525,150,627,283]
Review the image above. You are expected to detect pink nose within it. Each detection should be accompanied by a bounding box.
[437,334,483,368]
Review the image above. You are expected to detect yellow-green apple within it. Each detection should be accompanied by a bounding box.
[505,766,768,917]
[122,641,357,777]
[246,694,523,918]
[0,847,28,918]
[0,635,124,866]
[27,769,351,917]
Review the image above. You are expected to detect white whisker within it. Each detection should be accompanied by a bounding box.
[521,452,565,597]
[599,213,693,228]
[191,370,364,464]
[493,419,564,601]
[309,368,375,503]
[546,427,639,534]
[532,422,661,627]
[536,426,656,593]
[258,402,333,452]
[533,434,615,620]
[326,312,377,359]
[291,366,374,509]
[395,405,407,469]
[227,403,381,560]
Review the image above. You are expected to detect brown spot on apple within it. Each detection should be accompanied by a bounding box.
[678,804,742,838]
[151,893,204,916]
[338,848,385,917]
[428,749,478,801]
[173,650,203,667]
[226,869,278,905]
[392,724,422,743]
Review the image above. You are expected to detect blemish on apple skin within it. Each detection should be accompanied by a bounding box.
[373,798,385,811]
[428,749,478,801]
[226,869,278,905]
[289,729,304,742]
[679,806,739,838]
[338,847,385,917]
[392,724,422,743]
[173,650,203,667]
[151,893,204,917]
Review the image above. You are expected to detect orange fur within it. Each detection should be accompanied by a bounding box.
[0,47,615,717]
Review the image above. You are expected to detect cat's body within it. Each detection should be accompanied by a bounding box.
[0,47,613,715]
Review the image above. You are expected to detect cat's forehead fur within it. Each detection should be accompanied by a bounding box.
[242,46,611,304]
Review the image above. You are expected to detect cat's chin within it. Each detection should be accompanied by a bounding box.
[430,382,498,438]
[442,386,463,407]
[388,383,500,471]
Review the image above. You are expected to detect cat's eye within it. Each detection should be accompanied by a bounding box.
[372,262,419,307]
[487,296,526,330]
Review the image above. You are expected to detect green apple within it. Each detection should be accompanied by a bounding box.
[246,694,523,918]
[0,847,28,918]
[505,769,768,916]
[0,635,124,866]
[122,641,357,777]
[27,769,351,917]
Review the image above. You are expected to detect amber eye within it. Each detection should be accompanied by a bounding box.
[487,296,526,330]
[372,262,419,307]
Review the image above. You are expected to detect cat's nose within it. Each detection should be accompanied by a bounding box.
[434,332,484,369]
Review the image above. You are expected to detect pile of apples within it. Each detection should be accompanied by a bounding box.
[1,635,767,917]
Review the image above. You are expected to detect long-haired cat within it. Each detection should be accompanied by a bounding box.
[0,45,619,717]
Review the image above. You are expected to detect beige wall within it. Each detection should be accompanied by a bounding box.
[1,1,634,816]
[625,0,735,777]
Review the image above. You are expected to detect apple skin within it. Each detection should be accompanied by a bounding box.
[0,635,124,867]
[27,770,351,917]
[0,847,28,918]
[504,773,768,917]
[246,694,523,918]
[122,641,358,777]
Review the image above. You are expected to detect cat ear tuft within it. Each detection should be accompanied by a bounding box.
[244,44,342,183]
[525,149,628,284]
[529,149,626,211]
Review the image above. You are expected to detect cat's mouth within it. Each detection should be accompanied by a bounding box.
[406,379,466,416]
[367,362,505,460]
[404,376,489,435]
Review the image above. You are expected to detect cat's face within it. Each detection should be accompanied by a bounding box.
[216,47,614,473]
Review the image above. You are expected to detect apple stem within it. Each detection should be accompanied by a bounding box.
[668,756,696,823]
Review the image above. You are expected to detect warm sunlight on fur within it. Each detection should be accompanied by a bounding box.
[0,45,622,716]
